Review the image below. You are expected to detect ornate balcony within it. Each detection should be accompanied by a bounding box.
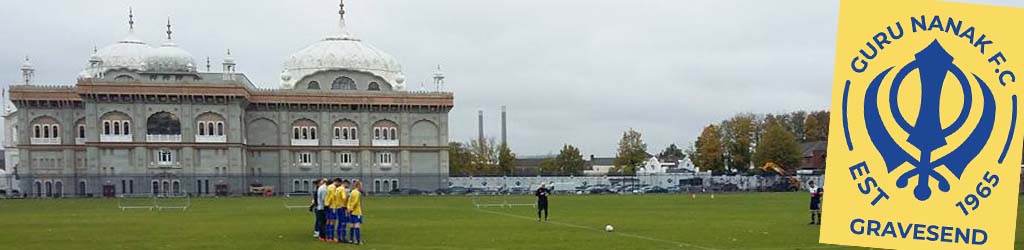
[196,135,227,143]
[146,134,182,143]
[99,134,132,142]
[30,137,60,145]
[148,161,182,169]
[372,139,399,147]
[291,139,318,146]
[332,139,358,146]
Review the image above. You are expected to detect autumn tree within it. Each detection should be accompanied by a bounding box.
[721,114,756,173]
[613,129,648,175]
[752,123,802,171]
[691,124,725,174]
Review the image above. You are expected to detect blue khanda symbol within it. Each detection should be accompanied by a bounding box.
[864,40,996,201]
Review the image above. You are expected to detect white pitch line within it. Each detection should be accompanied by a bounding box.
[475,208,723,250]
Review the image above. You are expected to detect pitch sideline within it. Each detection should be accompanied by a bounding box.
[475,208,721,250]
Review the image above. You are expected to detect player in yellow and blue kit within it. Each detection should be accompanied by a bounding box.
[333,179,350,243]
[347,180,364,245]
[322,178,338,242]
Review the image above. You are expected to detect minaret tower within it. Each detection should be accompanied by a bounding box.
[222,49,236,80]
[433,65,446,91]
[20,56,35,85]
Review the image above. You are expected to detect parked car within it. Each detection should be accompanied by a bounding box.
[642,186,669,194]
[388,188,427,195]
[585,186,613,194]
[447,186,470,195]
[666,186,682,193]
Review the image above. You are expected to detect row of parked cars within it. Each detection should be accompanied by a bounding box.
[380,184,710,196]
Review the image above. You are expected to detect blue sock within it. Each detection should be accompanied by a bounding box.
[325,222,333,240]
[355,228,361,243]
[349,228,356,242]
[339,223,347,241]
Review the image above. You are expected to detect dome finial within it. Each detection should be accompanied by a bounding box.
[128,7,135,32]
[165,16,173,40]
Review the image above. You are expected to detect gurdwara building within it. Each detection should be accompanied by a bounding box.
[3,4,453,198]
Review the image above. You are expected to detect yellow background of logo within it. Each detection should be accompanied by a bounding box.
[823,0,1024,249]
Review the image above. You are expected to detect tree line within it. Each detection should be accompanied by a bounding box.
[687,110,830,175]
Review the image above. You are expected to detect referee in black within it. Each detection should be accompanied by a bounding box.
[535,183,551,221]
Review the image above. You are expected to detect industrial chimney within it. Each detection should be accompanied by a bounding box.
[501,106,507,146]
[477,110,484,144]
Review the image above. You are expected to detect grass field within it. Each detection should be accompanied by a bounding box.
[1,193,1023,249]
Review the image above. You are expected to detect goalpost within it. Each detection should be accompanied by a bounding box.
[472,193,535,209]
[284,192,313,210]
[118,194,156,211]
[154,193,191,211]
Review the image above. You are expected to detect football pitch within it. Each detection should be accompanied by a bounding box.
[2,193,1023,250]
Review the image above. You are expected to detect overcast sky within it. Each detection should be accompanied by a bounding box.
[2,0,1021,156]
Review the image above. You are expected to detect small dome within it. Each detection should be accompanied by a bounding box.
[94,34,154,72]
[146,41,196,72]
[281,28,403,89]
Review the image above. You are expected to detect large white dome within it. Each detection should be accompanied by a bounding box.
[145,41,196,72]
[94,34,153,72]
[280,28,404,89]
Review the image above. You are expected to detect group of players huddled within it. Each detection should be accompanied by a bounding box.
[310,178,363,245]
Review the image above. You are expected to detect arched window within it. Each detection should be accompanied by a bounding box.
[123,121,131,135]
[293,127,300,139]
[383,180,391,191]
[392,179,399,191]
[45,181,53,198]
[152,181,160,195]
[52,125,59,138]
[332,77,356,90]
[217,122,224,136]
[103,121,111,135]
[367,82,381,91]
[172,181,181,194]
[301,127,309,139]
[78,125,86,138]
[34,181,42,197]
[33,125,41,138]
[78,180,87,196]
[308,81,321,90]
[146,112,181,135]
[55,181,63,198]
[198,122,206,136]
[310,127,317,140]
[293,180,300,192]
[334,127,341,139]
[113,122,121,135]
[42,125,50,138]
[389,128,397,140]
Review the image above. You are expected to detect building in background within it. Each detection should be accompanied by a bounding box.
[4,3,452,198]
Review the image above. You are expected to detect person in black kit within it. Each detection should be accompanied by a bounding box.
[807,181,823,225]
[535,183,551,221]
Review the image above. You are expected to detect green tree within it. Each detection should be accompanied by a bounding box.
[752,123,802,171]
[539,158,559,175]
[555,144,586,175]
[497,143,517,176]
[469,138,498,175]
[448,142,474,176]
[658,143,685,160]
[613,129,648,175]
[721,114,756,173]
[787,111,808,142]
[692,124,725,174]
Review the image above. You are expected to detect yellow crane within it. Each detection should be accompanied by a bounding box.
[761,162,802,192]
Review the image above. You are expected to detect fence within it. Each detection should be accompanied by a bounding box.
[5,173,449,198]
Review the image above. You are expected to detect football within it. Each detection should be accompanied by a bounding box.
[604,224,614,232]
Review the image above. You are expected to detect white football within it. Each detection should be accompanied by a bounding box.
[605,224,614,232]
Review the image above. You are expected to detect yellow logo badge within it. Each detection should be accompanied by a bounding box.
[822,0,1024,249]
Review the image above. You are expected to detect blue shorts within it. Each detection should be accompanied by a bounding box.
[326,208,337,220]
[350,215,363,224]
[338,208,349,223]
